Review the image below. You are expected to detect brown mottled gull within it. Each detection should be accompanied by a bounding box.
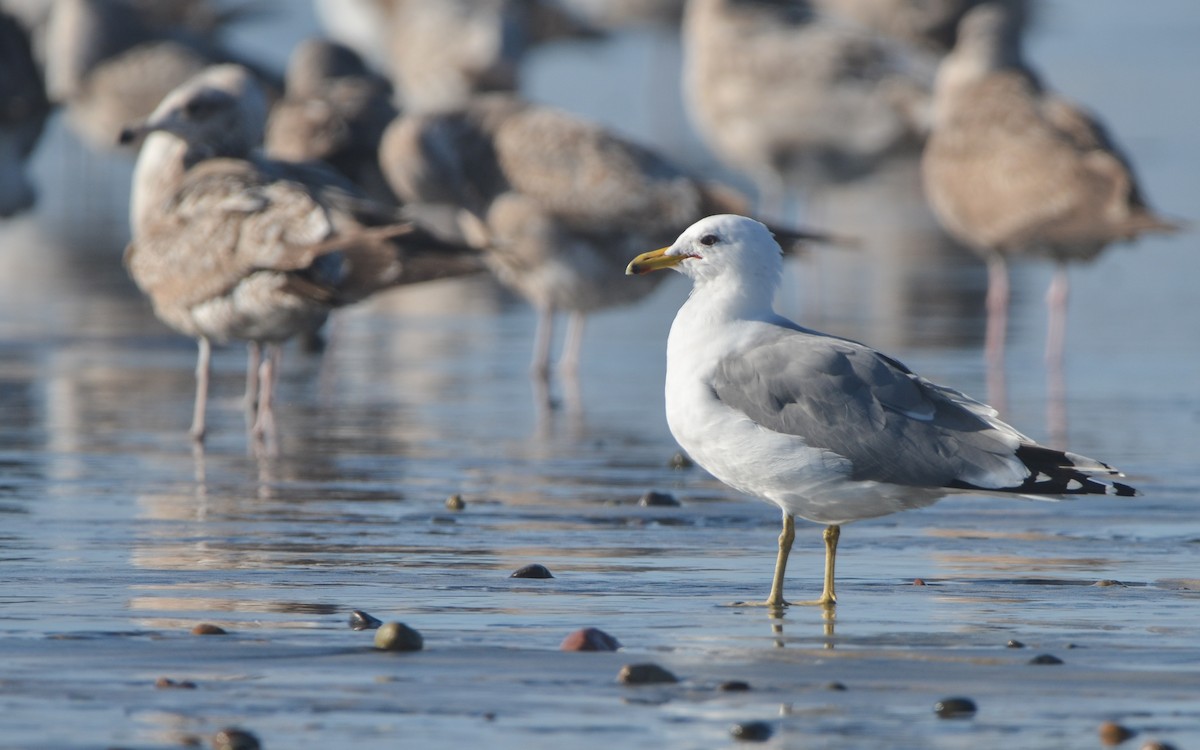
[265,38,399,205]
[43,0,276,151]
[123,65,481,441]
[682,0,930,213]
[380,94,832,378]
[627,214,1136,608]
[921,3,1180,393]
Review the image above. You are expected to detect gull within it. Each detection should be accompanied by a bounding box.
[43,0,273,151]
[682,0,930,216]
[122,65,481,442]
[265,38,399,205]
[626,214,1136,608]
[380,94,833,380]
[0,6,50,217]
[811,0,1030,53]
[921,3,1179,403]
[314,0,599,113]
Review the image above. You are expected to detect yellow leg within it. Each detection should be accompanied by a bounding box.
[764,512,795,608]
[796,524,839,608]
[729,517,839,610]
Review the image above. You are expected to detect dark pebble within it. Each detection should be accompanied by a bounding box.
[1029,654,1063,665]
[191,624,227,636]
[374,622,424,652]
[617,663,678,685]
[934,697,978,719]
[1098,721,1136,746]
[730,721,773,742]
[1006,639,1026,648]
[445,494,466,511]
[511,563,554,579]
[720,680,752,692]
[155,677,197,689]
[639,490,681,507]
[668,452,693,469]
[560,627,621,652]
[825,681,847,691]
[210,727,260,750]
[349,609,383,631]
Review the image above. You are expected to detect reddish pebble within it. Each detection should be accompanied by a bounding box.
[560,627,621,652]
[191,624,227,635]
[913,578,926,586]
[1099,721,1136,746]
[155,677,197,689]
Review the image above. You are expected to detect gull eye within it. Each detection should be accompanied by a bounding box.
[699,233,719,246]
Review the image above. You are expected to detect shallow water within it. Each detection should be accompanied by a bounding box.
[2,2,1199,748]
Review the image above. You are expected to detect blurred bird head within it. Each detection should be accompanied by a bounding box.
[117,64,268,159]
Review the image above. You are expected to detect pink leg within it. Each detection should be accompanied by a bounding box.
[557,311,586,378]
[1045,263,1070,370]
[530,306,554,381]
[190,338,212,442]
[984,255,1010,414]
[1045,264,1070,447]
[244,341,261,430]
[251,343,281,439]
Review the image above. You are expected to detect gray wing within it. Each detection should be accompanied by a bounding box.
[711,328,1031,489]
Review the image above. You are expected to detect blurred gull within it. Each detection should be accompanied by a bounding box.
[812,0,1028,53]
[43,0,275,151]
[682,0,930,216]
[314,0,599,113]
[921,3,1180,404]
[0,6,50,216]
[626,214,1136,607]
[265,38,399,205]
[122,65,481,442]
[380,94,834,380]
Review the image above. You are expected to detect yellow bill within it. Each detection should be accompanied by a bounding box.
[625,246,684,276]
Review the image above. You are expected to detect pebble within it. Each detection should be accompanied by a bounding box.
[825,681,847,691]
[1028,654,1064,665]
[1140,743,1179,750]
[1094,579,1126,587]
[639,490,681,507]
[730,721,773,742]
[933,697,978,719]
[374,622,424,652]
[668,452,693,469]
[1098,721,1136,746]
[1006,639,1026,648]
[211,727,260,750]
[191,624,227,636]
[720,680,752,692]
[560,627,621,652]
[155,677,197,689]
[510,563,554,579]
[445,494,466,511]
[617,663,678,685]
[912,578,926,586]
[349,610,383,631]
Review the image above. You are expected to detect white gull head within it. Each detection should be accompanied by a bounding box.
[627,214,784,313]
